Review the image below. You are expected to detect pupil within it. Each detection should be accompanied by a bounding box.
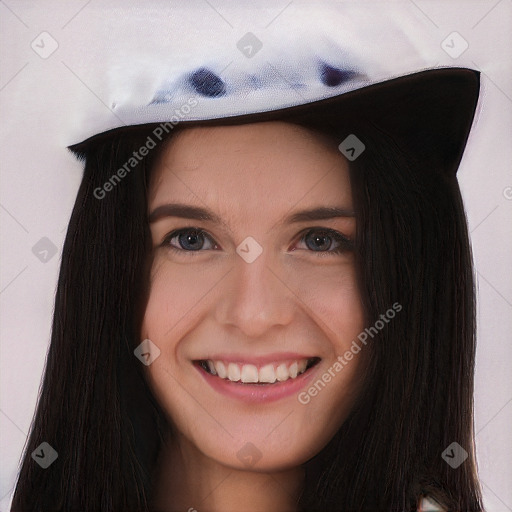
[179,231,203,250]
[306,232,331,251]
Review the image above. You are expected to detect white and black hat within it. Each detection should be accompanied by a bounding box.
[67,2,479,175]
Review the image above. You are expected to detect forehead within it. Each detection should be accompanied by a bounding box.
[148,121,353,219]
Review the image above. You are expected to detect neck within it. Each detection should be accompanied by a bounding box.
[150,432,304,512]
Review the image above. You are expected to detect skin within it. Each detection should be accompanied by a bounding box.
[141,121,368,512]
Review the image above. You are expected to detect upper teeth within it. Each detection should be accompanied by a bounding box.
[204,359,310,383]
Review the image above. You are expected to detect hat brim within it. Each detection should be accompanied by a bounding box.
[71,67,480,175]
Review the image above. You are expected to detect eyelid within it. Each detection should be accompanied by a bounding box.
[293,226,354,254]
[161,227,220,252]
[159,226,353,255]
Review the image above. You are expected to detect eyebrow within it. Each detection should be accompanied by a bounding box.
[149,204,223,224]
[285,206,355,223]
[148,203,355,225]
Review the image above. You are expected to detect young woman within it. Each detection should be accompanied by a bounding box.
[10,34,483,512]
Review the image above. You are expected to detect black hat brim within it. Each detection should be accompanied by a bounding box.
[197,67,480,176]
[71,67,480,176]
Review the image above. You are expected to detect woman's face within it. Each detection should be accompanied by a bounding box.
[141,121,366,471]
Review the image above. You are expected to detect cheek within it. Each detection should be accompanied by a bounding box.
[292,268,367,452]
[139,258,214,433]
[280,260,367,408]
[288,259,365,344]
[140,255,220,340]
[293,261,367,394]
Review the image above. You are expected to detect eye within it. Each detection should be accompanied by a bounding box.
[162,227,219,252]
[295,228,353,255]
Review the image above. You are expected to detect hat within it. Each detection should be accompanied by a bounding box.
[69,3,480,176]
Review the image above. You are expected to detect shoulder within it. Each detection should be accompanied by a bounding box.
[418,496,445,511]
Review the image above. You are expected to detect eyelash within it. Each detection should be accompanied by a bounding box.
[301,228,354,255]
[161,227,353,256]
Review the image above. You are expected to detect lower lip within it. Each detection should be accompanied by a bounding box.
[195,362,320,403]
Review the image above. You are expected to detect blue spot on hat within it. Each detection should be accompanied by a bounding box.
[189,67,226,97]
[319,63,359,87]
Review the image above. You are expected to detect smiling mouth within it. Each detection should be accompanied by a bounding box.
[195,357,321,385]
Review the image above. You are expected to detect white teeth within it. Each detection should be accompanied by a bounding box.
[275,363,290,382]
[289,361,298,379]
[240,364,258,383]
[258,364,277,383]
[207,360,217,375]
[215,361,227,379]
[204,358,315,384]
[227,363,241,382]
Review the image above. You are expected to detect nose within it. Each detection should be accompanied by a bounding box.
[214,250,295,339]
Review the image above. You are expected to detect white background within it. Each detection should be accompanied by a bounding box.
[1,1,511,510]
